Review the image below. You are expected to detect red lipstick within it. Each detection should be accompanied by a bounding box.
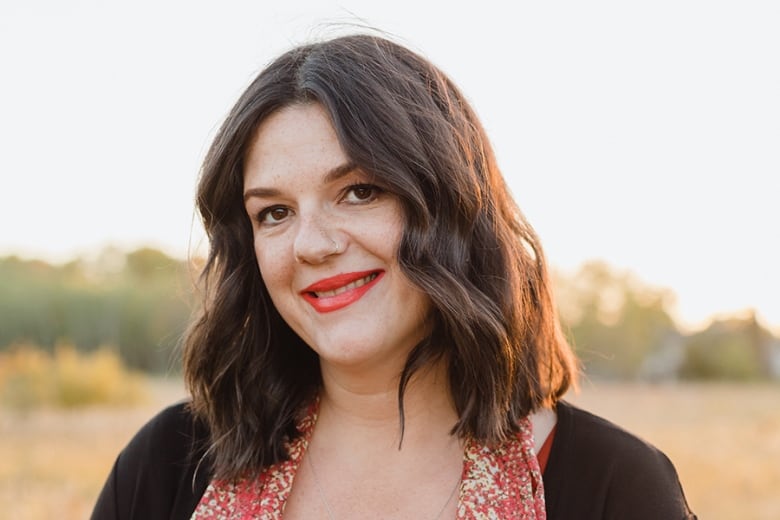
[301,270,384,313]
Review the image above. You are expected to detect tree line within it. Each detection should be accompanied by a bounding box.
[0,248,193,372]
[1,248,777,380]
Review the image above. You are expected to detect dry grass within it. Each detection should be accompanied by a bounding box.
[0,380,778,519]
[0,344,148,410]
[0,378,186,520]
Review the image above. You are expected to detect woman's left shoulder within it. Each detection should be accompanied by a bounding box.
[544,400,697,519]
[554,400,671,460]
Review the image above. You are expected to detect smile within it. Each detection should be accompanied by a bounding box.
[311,272,378,297]
[301,270,384,313]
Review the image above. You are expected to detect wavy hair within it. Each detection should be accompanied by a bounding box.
[183,33,578,481]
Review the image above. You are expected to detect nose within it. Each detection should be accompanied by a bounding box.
[293,215,343,264]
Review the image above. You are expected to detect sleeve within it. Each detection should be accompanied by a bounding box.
[543,401,697,520]
[90,402,211,520]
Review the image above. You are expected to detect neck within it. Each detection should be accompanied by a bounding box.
[290,358,465,520]
[317,357,457,446]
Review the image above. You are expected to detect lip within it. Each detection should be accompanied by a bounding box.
[300,270,384,313]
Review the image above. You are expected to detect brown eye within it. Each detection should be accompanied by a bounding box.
[353,186,373,199]
[258,206,290,225]
[344,184,381,203]
[270,208,288,220]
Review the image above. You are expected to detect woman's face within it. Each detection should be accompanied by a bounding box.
[243,103,431,373]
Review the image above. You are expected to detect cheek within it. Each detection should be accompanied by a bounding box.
[254,242,290,300]
[370,210,405,259]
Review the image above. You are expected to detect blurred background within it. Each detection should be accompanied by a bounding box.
[1,1,778,519]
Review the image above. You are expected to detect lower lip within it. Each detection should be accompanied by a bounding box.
[301,272,384,313]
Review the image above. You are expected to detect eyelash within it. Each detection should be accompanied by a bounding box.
[253,183,383,227]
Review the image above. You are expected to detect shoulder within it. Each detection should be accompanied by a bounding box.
[554,400,668,464]
[91,401,212,520]
[122,401,207,460]
[544,400,696,520]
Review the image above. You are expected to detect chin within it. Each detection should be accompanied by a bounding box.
[314,340,408,372]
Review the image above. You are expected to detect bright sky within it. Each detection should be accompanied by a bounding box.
[1,0,778,333]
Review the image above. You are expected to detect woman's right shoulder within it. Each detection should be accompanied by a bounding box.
[90,401,213,520]
[128,401,208,454]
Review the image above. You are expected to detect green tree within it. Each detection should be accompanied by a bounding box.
[679,311,772,380]
[554,261,679,379]
[0,247,195,372]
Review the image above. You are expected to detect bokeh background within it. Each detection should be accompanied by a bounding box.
[1,1,778,519]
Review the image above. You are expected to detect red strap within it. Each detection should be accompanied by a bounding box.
[536,424,556,474]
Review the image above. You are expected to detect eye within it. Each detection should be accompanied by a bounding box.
[256,206,291,226]
[342,184,381,204]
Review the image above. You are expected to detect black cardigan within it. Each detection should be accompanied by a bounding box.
[91,401,696,519]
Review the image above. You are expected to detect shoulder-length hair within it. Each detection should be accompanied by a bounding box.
[184,33,578,481]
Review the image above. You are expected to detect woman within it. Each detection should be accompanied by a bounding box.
[92,34,696,519]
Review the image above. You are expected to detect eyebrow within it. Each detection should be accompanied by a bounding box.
[243,161,358,202]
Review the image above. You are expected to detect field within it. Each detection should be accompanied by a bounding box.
[1,379,778,519]
[568,381,780,519]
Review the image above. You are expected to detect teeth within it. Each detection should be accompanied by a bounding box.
[314,273,377,298]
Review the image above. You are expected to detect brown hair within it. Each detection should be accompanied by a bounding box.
[184,33,578,481]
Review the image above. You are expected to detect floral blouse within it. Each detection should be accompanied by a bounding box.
[192,401,546,519]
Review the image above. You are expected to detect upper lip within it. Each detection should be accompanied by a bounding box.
[300,270,382,294]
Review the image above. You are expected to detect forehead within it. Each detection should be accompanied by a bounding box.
[244,103,348,184]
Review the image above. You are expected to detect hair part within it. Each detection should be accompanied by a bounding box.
[183,33,578,481]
